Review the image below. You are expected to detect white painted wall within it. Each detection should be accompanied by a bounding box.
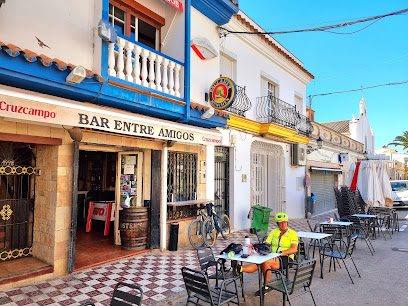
[0,0,96,71]
[190,8,221,105]
[190,9,312,227]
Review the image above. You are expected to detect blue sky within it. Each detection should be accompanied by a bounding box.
[238,0,408,150]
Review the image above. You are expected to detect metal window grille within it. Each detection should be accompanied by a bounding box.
[0,142,36,261]
[214,147,229,215]
[167,152,197,202]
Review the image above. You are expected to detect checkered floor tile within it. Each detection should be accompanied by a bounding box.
[0,212,337,305]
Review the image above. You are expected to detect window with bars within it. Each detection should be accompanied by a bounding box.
[109,2,160,50]
[167,152,197,202]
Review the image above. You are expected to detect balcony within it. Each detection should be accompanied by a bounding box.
[256,94,313,137]
[108,36,184,99]
[227,85,252,117]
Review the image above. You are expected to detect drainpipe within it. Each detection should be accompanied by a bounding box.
[179,0,191,123]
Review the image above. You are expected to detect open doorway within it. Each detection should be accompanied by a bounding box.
[74,150,147,270]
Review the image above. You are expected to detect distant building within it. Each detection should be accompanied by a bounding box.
[321,96,375,154]
[375,147,408,180]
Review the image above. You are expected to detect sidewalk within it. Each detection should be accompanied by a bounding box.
[0,210,406,305]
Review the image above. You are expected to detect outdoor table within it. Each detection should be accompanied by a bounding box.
[352,214,377,218]
[297,232,332,278]
[320,221,353,226]
[216,251,281,306]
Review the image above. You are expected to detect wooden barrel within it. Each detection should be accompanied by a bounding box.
[120,207,149,250]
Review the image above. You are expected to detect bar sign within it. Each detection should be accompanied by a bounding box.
[164,0,183,11]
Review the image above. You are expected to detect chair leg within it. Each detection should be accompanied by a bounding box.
[240,273,245,301]
[364,238,375,255]
[309,288,317,306]
[234,279,241,306]
[341,258,354,284]
[350,257,361,278]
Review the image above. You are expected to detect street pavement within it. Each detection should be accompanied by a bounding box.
[0,209,407,305]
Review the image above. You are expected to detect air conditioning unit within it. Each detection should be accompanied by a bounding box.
[291,143,306,166]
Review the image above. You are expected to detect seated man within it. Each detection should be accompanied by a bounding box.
[238,212,298,294]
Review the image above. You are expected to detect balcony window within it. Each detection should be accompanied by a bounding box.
[109,2,160,50]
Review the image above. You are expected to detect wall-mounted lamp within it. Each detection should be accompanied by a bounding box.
[307,136,323,154]
[363,151,368,160]
[201,107,215,119]
[66,66,86,84]
[63,126,83,142]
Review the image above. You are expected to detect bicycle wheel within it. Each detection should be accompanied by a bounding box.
[219,214,231,239]
[188,219,204,249]
[202,217,216,247]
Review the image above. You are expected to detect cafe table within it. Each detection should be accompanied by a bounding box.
[320,221,353,226]
[352,214,377,218]
[297,232,332,278]
[215,251,281,306]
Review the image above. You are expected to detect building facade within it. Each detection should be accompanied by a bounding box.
[189,8,314,228]
[0,0,240,288]
[321,96,375,155]
[306,109,364,216]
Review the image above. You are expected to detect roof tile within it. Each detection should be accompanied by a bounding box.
[0,41,104,82]
[320,120,350,133]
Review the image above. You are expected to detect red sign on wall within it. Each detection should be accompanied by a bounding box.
[164,0,183,12]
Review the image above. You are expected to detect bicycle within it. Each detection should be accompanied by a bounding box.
[188,204,209,249]
[202,203,231,246]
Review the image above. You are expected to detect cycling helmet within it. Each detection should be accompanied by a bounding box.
[253,243,272,256]
[275,212,289,223]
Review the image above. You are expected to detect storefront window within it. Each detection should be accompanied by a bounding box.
[167,152,197,202]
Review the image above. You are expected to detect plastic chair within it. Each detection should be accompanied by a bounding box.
[196,246,245,300]
[264,259,317,306]
[181,266,241,306]
[320,236,361,284]
[79,281,143,306]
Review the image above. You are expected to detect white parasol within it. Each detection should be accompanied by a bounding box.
[347,160,386,207]
[376,161,393,207]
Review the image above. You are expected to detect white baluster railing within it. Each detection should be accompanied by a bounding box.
[107,38,183,98]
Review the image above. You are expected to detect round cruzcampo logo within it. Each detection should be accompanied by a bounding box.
[208,77,237,110]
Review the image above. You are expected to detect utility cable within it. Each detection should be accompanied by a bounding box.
[220,8,408,36]
[319,53,408,81]
[309,80,408,98]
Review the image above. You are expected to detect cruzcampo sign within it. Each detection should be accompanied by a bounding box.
[0,91,222,146]
[208,77,237,110]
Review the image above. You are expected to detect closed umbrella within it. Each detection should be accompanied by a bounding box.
[350,161,384,207]
[376,161,393,207]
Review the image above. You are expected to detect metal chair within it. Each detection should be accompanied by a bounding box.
[344,215,375,255]
[253,227,268,243]
[181,266,241,306]
[368,207,392,240]
[264,259,317,306]
[79,281,143,306]
[306,220,318,232]
[196,246,245,300]
[320,236,361,284]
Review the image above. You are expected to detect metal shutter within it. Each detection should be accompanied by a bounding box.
[310,174,336,215]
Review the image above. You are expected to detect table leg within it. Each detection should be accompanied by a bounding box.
[318,239,324,279]
[258,264,263,306]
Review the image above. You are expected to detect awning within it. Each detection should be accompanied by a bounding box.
[310,167,342,174]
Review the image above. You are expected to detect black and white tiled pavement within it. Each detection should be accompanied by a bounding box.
[0,210,374,305]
